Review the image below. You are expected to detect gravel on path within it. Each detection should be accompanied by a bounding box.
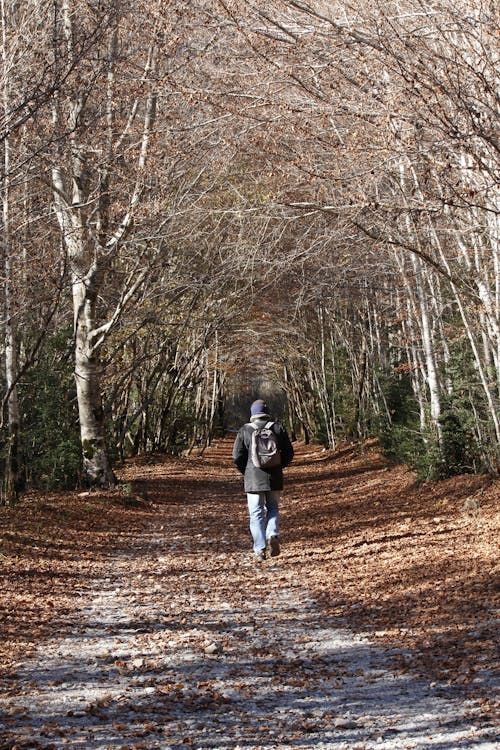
[1,526,497,750]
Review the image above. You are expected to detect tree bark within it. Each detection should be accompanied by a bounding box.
[1,0,21,502]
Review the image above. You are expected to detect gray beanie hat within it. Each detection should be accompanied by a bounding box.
[250,399,269,417]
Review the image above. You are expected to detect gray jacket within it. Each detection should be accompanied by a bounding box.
[232,418,294,492]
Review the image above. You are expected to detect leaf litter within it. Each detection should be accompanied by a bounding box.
[0,438,498,749]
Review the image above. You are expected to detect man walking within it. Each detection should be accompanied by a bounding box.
[233,399,294,562]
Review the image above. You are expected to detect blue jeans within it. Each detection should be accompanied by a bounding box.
[247,491,280,554]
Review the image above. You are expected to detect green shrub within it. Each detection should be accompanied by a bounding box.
[436,399,480,477]
[379,371,480,481]
[19,330,82,489]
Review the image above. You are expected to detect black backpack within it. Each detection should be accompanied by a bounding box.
[249,422,281,469]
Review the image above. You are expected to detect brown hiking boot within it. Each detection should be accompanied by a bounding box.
[268,536,280,557]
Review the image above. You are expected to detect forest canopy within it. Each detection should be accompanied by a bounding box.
[1,0,499,499]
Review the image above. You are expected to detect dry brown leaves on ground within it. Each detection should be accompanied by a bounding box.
[0,437,498,696]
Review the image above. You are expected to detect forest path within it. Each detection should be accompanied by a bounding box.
[1,438,498,749]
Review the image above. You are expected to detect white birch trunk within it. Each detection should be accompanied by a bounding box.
[413,255,442,439]
[404,299,427,431]
[50,1,158,485]
[50,0,116,486]
[318,305,336,448]
[52,160,115,484]
[1,0,21,501]
[396,160,443,440]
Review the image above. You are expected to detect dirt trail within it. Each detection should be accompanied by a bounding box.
[0,438,498,749]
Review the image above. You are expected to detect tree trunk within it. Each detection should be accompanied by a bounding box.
[352,334,368,440]
[397,160,442,441]
[73,272,116,486]
[49,1,158,486]
[1,0,21,502]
